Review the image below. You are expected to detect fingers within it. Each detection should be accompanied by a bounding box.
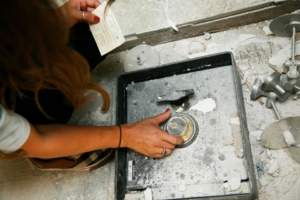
[78,0,100,11]
[152,148,172,159]
[85,0,101,8]
[77,0,87,11]
[76,0,101,24]
[159,140,176,149]
[86,7,96,12]
[153,109,185,145]
[162,134,184,145]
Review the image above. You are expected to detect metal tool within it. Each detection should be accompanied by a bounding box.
[262,92,287,148]
[265,92,281,119]
[262,71,291,101]
[261,116,300,164]
[250,78,267,100]
[251,72,291,101]
[261,92,300,163]
[270,13,300,79]
[237,65,264,104]
[157,89,194,103]
[281,74,297,91]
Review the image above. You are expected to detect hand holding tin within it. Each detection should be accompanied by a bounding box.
[121,109,184,158]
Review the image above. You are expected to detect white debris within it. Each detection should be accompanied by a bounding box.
[262,26,274,36]
[268,159,279,175]
[250,130,263,141]
[223,183,229,189]
[189,98,216,114]
[163,0,178,31]
[188,52,209,59]
[283,131,296,147]
[125,193,144,200]
[228,176,241,191]
[259,176,268,186]
[167,18,178,32]
[178,184,186,192]
[144,188,152,200]
[230,117,240,125]
[239,34,256,42]
[176,107,184,113]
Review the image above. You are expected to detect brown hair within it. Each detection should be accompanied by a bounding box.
[0,0,110,116]
[0,0,113,158]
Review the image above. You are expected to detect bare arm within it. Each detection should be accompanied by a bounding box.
[21,109,184,158]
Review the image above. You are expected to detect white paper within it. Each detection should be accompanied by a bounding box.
[89,1,125,55]
[163,0,178,31]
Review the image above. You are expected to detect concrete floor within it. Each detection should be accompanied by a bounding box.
[1,3,300,200]
[110,0,274,36]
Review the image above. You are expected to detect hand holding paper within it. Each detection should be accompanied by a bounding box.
[89,1,125,55]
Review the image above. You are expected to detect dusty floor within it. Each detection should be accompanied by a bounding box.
[1,13,300,200]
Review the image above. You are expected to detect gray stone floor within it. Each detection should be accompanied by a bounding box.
[1,7,300,200]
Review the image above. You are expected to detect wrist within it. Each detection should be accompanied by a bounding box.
[118,124,130,148]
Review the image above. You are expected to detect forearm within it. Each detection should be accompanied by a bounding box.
[20,109,184,159]
[21,123,122,158]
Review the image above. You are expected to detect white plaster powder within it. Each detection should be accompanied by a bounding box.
[189,98,216,114]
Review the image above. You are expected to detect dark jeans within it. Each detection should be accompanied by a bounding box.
[12,23,106,124]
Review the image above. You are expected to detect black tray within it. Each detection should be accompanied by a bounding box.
[115,52,257,200]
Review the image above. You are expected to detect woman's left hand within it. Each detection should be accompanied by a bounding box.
[59,0,101,27]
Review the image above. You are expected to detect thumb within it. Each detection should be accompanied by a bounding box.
[153,108,171,124]
[75,10,100,24]
[83,12,100,24]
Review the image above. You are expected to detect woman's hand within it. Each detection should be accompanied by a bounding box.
[59,0,101,28]
[121,109,184,158]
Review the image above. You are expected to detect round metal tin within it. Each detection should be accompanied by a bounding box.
[165,113,199,148]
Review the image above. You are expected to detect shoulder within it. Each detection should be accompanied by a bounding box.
[0,104,30,154]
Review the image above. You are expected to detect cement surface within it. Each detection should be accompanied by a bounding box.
[1,15,300,200]
[110,0,273,36]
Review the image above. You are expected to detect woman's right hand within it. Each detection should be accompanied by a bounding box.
[121,109,184,158]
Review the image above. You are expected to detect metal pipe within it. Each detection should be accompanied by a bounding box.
[271,102,281,120]
[292,26,296,60]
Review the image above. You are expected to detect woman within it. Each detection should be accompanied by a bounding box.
[0,0,183,170]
